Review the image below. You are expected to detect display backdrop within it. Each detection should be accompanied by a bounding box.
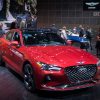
[0,0,100,29]
[37,0,100,29]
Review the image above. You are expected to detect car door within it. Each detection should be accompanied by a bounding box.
[2,30,14,68]
[0,36,5,62]
[10,31,24,73]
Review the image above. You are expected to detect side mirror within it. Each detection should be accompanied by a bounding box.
[10,41,20,48]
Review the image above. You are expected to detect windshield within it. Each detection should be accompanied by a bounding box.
[23,31,66,46]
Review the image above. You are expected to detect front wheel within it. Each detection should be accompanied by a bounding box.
[23,64,36,92]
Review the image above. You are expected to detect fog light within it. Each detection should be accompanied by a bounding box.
[43,75,52,83]
[46,75,51,81]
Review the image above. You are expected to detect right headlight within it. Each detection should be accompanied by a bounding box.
[97,60,100,67]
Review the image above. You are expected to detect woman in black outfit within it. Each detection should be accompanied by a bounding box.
[10,21,17,29]
[96,33,100,56]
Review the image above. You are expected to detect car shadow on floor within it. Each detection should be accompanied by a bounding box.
[1,66,100,100]
[36,87,96,99]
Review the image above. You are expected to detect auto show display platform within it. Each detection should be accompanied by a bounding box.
[0,65,100,100]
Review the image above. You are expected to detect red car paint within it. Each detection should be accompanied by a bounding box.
[0,29,100,91]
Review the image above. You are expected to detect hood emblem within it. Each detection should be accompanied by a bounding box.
[78,67,87,73]
[77,61,85,65]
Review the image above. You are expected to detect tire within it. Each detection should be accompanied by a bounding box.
[23,63,36,92]
[0,56,5,66]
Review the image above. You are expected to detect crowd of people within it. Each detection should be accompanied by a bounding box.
[61,25,92,49]
[0,21,100,57]
[50,24,100,56]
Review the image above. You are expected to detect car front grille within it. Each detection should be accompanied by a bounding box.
[65,64,97,83]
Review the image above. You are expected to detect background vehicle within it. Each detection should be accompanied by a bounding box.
[66,30,90,50]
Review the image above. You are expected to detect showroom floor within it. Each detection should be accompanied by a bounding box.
[0,66,100,100]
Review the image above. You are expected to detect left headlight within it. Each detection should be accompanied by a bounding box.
[97,60,100,67]
[37,62,62,71]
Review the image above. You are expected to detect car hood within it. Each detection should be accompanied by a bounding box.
[24,46,98,68]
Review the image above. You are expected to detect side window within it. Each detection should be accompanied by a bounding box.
[6,32,13,41]
[12,32,21,44]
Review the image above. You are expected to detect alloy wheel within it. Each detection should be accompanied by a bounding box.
[24,64,36,92]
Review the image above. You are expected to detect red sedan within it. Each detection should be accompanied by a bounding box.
[0,29,100,92]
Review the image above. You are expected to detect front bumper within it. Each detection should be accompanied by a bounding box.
[40,79,99,91]
[35,64,100,91]
[35,70,100,91]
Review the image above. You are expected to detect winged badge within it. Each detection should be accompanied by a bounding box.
[86,2,99,6]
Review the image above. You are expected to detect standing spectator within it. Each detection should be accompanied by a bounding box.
[77,25,83,33]
[25,12,32,28]
[95,33,100,56]
[86,27,92,40]
[79,27,85,37]
[57,29,62,36]
[77,25,85,37]
[0,23,5,37]
[73,27,77,34]
[50,24,58,32]
[31,15,37,29]
[19,19,26,29]
[61,26,67,40]
[10,21,17,29]
[85,26,92,50]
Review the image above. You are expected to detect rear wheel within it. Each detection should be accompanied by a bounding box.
[23,63,36,92]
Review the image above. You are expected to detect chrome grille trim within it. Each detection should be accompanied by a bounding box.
[65,64,97,83]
